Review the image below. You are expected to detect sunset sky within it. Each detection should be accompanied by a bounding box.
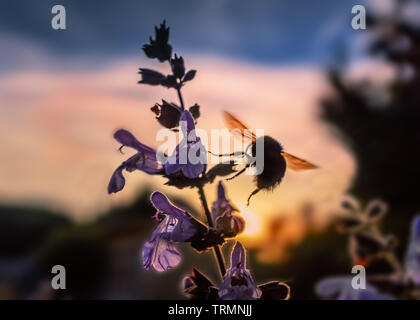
[0,54,355,220]
[1,0,396,236]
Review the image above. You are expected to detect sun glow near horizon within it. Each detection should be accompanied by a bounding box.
[237,205,264,239]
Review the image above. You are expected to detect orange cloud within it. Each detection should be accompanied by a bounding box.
[0,55,355,230]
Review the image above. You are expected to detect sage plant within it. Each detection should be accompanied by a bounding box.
[108,21,289,300]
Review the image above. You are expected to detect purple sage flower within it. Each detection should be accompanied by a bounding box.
[108,129,164,194]
[211,182,244,237]
[316,276,395,300]
[218,242,262,300]
[406,215,420,286]
[165,110,206,179]
[142,192,206,272]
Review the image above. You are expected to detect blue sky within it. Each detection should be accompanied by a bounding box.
[0,0,367,67]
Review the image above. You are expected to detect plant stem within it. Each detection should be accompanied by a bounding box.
[370,225,404,274]
[197,185,226,279]
[385,252,404,275]
[170,60,224,277]
[168,60,185,110]
[177,87,185,110]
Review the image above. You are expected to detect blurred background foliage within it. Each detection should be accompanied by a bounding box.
[320,0,420,271]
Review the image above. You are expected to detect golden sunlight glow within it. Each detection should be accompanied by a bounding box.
[237,206,264,239]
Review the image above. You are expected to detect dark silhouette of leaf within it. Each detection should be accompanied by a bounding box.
[259,281,290,300]
[151,100,182,129]
[142,20,172,62]
[184,268,218,300]
[189,104,200,120]
[190,228,225,252]
[183,70,196,82]
[170,54,185,79]
[162,74,178,89]
[138,68,166,86]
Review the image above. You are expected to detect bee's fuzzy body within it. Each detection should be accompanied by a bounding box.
[250,136,286,191]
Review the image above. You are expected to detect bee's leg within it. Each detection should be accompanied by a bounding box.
[247,188,260,206]
[226,164,249,181]
[208,150,245,158]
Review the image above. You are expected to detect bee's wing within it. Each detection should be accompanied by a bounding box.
[223,111,257,142]
[282,152,318,171]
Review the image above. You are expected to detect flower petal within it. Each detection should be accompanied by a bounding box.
[231,241,246,268]
[180,110,196,140]
[164,139,206,179]
[135,151,164,174]
[150,192,188,219]
[406,215,420,285]
[315,276,394,300]
[211,181,242,237]
[232,215,245,235]
[358,290,395,300]
[113,130,163,175]
[108,165,125,194]
[218,241,261,300]
[181,162,205,179]
[142,236,181,272]
[165,162,181,176]
[316,277,349,298]
[114,129,155,153]
[217,181,227,202]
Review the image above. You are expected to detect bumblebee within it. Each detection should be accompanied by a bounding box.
[219,111,318,205]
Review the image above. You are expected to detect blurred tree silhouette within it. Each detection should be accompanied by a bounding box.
[0,206,71,257]
[38,225,109,299]
[321,0,420,245]
[248,225,348,299]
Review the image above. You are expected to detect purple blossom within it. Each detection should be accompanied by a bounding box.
[218,242,262,300]
[108,129,163,194]
[165,110,206,179]
[211,182,244,237]
[183,266,290,300]
[316,277,395,300]
[406,215,420,286]
[142,192,206,272]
